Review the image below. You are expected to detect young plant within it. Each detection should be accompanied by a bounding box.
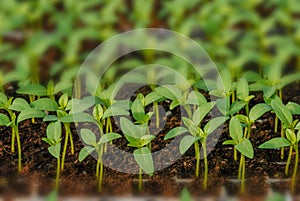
[251,66,300,146]
[0,93,46,171]
[43,93,95,171]
[17,80,72,102]
[155,84,207,118]
[120,117,155,192]
[165,102,227,190]
[79,128,121,192]
[269,98,298,176]
[42,121,62,190]
[259,122,300,193]
[223,117,254,193]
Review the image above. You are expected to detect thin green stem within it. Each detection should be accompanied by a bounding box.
[245,103,249,118]
[96,159,100,178]
[234,148,238,161]
[154,102,160,128]
[15,124,22,172]
[291,144,298,193]
[185,105,193,119]
[194,141,200,178]
[8,110,15,152]
[203,139,208,190]
[11,126,15,153]
[61,126,69,171]
[241,155,246,194]
[274,115,278,133]
[55,157,61,190]
[98,145,104,192]
[138,167,142,192]
[65,124,74,155]
[281,125,285,160]
[246,125,251,139]
[238,154,243,180]
[286,146,293,176]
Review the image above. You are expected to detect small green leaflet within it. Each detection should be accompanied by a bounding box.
[235,138,254,159]
[134,147,154,176]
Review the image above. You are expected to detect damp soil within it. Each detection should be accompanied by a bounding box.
[0,83,300,199]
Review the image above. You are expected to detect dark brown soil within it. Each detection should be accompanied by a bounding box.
[0,82,300,199]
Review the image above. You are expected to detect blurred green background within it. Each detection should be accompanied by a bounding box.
[1,0,300,90]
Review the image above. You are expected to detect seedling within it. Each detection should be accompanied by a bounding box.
[259,122,300,193]
[0,93,46,171]
[165,102,227,190]
[251,66,300,149]
[269,98,298,176]
[17,80,72,102]
[43,93,95,171]
[155,84,207,118]
[79,128,121,191]
[42,121,62,190]
[223,117,254,193]
[120,117,155,192]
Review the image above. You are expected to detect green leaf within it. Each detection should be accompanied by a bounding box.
[99,132,122,144]
[144,91,164,106]
[209,89,225,98]
[155,85,180,100]
[0,92,8,104]
[134,147,154,176]
[68,96,96,113]
[17,108,46,123]
[0,114,10,126]
[235,114,249,124]
[286,129,296,144]
[229,101,246,116]
[31,98,59,111]
[80,129,96,145]
[229,117,243,142]
[249,103,272,121]
[140,135,156,147]
[182,117,195,128]
[259,138,291,149]
[237,77,249,100]
[216,98,229,115]
[102,107,129,119]
[48,144,61,159]
[204,116,228,134]
[235,138,254,159]
[223,140,236,145]
[217,68,232,93]
[279,72,300,89]
[192,102,216,125]
[79,146,95,162]
[120,117,144,141]
[271,99,293,127]
[164,127,188,140]
[93,104,103,121]
[179,135,198,154]
[42,138,55,146]
[286,102,300,115]
[263,86,277,98]
[170,99,181,110]
[17,84,47,96]
[47,121,61,142]
[60,113,95,123]
[186,91,207,105]
[58,93,69,109]
[132,94,145,121]
[43,115,59,122]
[9,98,30,111]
